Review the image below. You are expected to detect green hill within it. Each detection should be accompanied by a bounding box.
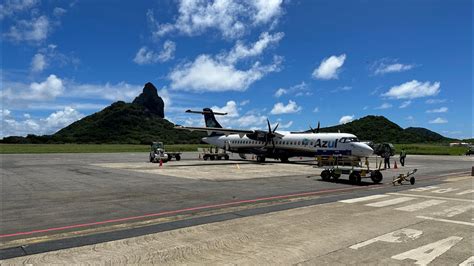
[1,82,205,144]
[319,115,451,143]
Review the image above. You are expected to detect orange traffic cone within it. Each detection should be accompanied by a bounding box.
[394,160,398,169]
[159,159,163,168]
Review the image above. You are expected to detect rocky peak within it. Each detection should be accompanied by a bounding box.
[132,82,165,118]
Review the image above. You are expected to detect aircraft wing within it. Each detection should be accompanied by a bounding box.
[174,125,254,137]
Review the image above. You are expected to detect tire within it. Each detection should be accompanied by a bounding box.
[217,156,222,160]
[203,155,209,161]
[175,155,181,161]
[210,155,215,160]
[370,170,383,184]
[280,156,289,163]
[257,156,266,163]
[321,170,331,181]
[149,155,153,162]
[224,155,229,160]
[410,177,415,185]
[167,154,172,161]
[349,172,361,184]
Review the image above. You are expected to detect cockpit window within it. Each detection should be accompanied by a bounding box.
[339,137,359,143]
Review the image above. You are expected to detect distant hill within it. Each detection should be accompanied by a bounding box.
[319,115,452,143]
[1,84,453,145]
[2,82,205,144]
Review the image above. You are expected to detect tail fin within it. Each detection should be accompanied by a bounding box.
[202,108,222,128]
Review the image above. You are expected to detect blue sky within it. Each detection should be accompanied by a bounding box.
[1,0,472,139]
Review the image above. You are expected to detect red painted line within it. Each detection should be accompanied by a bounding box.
[0,185,373,239]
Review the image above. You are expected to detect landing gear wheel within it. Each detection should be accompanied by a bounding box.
[370,170,383,184]
[280,157,289,163]
[175,155,181,161]
[410,177,415,185]
[210,155,215,160]
[203,155,209,161]
[349,172,361,184]
[224,154,229,160]
[217,156,222,160]
[321,170,331,181]
[256,156,266,163]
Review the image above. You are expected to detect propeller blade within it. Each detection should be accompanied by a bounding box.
[317,121,320,133]
[267,119,271,133]
[309,126,314,133]
[273,123,279,132]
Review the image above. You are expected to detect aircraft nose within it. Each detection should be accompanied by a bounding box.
[353,143,374,157]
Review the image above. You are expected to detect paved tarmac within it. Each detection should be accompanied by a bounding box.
[0,152,472,262]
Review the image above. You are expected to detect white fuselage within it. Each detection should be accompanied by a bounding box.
[202,132,373,158]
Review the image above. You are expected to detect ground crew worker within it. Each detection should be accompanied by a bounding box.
[400,149,407,166]
[383,150,391,169]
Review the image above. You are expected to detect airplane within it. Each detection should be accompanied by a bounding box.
[174,108,374,163]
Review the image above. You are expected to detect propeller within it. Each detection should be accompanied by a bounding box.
[309,121,320,133]
[265,119,280,150]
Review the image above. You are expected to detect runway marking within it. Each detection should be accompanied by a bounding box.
[365,197,414,207]
[409,186,439,192]
[432,188,459,194]
[339,194,389,203]
[431,205,473,218]
[388,193,474,203]
[456,189,474,195]
[0,185,377,239]
[438,171,471,177]
[394,200,446,212]
[459,256,474,266]
[416,216,474,227]
[392,236,463,265]
[349,228,422,250]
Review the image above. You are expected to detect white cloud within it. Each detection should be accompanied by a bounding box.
[339,115,354,124]
[331,86,352,93]
[425,98,446,104]
[133,41,176,65]
[274,81,308,98]
[43,107,83,131]
[240,99,250,106]
[53,7,67,17]
[313,107,319,113]
[211,100,239,117]
[0,0,38,19]
[429,117,448,124]
[5,15,50,42]
[31,53,46,72]
[158,40,176,62]
[372,59,414,75]
[426,107,448,113]
[375,103,393,109]
[399,100,411,109]
[148,0,284,40]
[29,74,64,99]
[169,54,281,92]
[382,80,441,99]
[312,54,346,80]
[1,107,84,137]
[68,82,142,102]
[274,88,287,97]
[225,32,284,63]
[270,100,302,114]
[236,114,267,127]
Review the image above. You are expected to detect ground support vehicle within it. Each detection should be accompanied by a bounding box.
[198,147,230,161]
[392,169,418,185]
[149,142,181,163]
[317,156,384,184]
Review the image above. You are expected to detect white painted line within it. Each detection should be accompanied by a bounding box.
[388,193,474,203]
[366,197,414,207]
[392,236,463,265]
[416,216,474,226]
[395,200,446,212]
[459,256,474,266]
[457,189,474,195]
[409,186,439,192]
[431,205,473,218]
[350,228,422,250]
[339,194,389,204]
[432,188,459,194]
[438,171,470,177]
